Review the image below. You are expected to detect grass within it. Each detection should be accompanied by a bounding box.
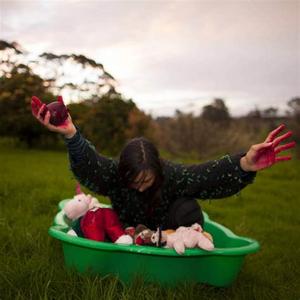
[0,143,299,300]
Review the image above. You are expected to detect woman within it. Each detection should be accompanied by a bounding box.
[31,97,296,230]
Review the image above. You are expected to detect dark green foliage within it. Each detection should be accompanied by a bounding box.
[1,39,298,160]
[287,97,300,115]
[0,39,152,154]
[287,97,300,158]
[0,65,56,147]
[80,95,146,156]
[201,98,231,122]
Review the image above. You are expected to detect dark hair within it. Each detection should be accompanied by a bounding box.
[118,137,164,192]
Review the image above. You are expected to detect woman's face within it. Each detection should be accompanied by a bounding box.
[129,170,155,192]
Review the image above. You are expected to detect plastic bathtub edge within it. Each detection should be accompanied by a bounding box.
[49,203,260,257]
[203,212,260,255]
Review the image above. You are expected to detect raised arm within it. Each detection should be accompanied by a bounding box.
[239,124,295,172]
[170,124,295,200]
[64,129,118,196]
[169,153,256,200]
[31,95,118,196]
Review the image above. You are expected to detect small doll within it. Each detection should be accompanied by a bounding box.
[64,184,132,245]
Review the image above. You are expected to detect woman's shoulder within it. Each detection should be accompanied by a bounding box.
[161,159,186,181]
[161,158,186,170]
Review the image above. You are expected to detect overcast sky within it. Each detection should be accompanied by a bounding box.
[1,0,299,116]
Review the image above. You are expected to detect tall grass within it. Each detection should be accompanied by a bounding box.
[0,144,299,300]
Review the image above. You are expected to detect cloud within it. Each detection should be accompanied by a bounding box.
[1,0,299,117]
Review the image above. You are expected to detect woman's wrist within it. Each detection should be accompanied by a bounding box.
[64,125,77,139]
[240,156,252,172]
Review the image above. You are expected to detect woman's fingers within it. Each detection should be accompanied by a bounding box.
[272,131,293,147]
[36,104,47,122]
[38,107,49,126]
[44,111,51,125]
[275,141,296,154]
[31,96,43,116]
[31,96,72,134]
[264,124,286,143]
[37,106,55,130]
[31,100,39,116]
[44,111,61,131]
[275,156,292,163]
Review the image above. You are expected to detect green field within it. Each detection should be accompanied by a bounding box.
[0,144,299,300]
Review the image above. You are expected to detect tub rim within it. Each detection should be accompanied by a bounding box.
[49,199,260,257]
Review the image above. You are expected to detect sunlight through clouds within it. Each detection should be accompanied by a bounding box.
[1,0,299,116]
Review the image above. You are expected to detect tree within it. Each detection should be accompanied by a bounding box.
[201,98,230,122]
[287,97,300,158]
[37,52,118,101]
[287,97,300,118]
[82,94,138,155]
[262,107,278,118]
[0,64,55,147]
[0,40,24,77]
[125,107,153,140]
[0,40,156,153]
[67,101,92,129]
[247,106,261,119]
[0,40,119,102]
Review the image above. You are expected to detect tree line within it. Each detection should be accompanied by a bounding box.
[0,40,299,159]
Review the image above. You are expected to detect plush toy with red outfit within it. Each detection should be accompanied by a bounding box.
[64,184,132,245]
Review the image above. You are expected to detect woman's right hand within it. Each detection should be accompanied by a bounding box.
[31,96,77,139]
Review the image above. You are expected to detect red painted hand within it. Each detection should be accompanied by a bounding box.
[240,124,296,172]
[31,95,77,138]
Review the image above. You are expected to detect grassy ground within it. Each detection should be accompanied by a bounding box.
[0,143,299,300]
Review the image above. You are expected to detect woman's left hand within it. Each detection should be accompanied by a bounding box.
[240,124,296,172]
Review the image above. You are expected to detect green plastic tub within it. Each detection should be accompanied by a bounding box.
[48,199,260,287]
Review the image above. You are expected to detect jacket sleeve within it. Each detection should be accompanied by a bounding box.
[64,128,118,196]
[170,153,256,199]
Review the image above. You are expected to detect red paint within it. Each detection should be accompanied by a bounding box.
[31,96,43,115]
[250,124,296,170]
[31,95,68,126]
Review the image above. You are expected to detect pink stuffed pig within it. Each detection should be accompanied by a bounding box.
[64,193,99,220]
[153,223,214,255]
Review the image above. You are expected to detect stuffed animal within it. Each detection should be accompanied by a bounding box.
[134,225,155,245]
[151,223,214,254]
[124,225,153,245]
[125,225,175,246]
[64,184,132,245]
